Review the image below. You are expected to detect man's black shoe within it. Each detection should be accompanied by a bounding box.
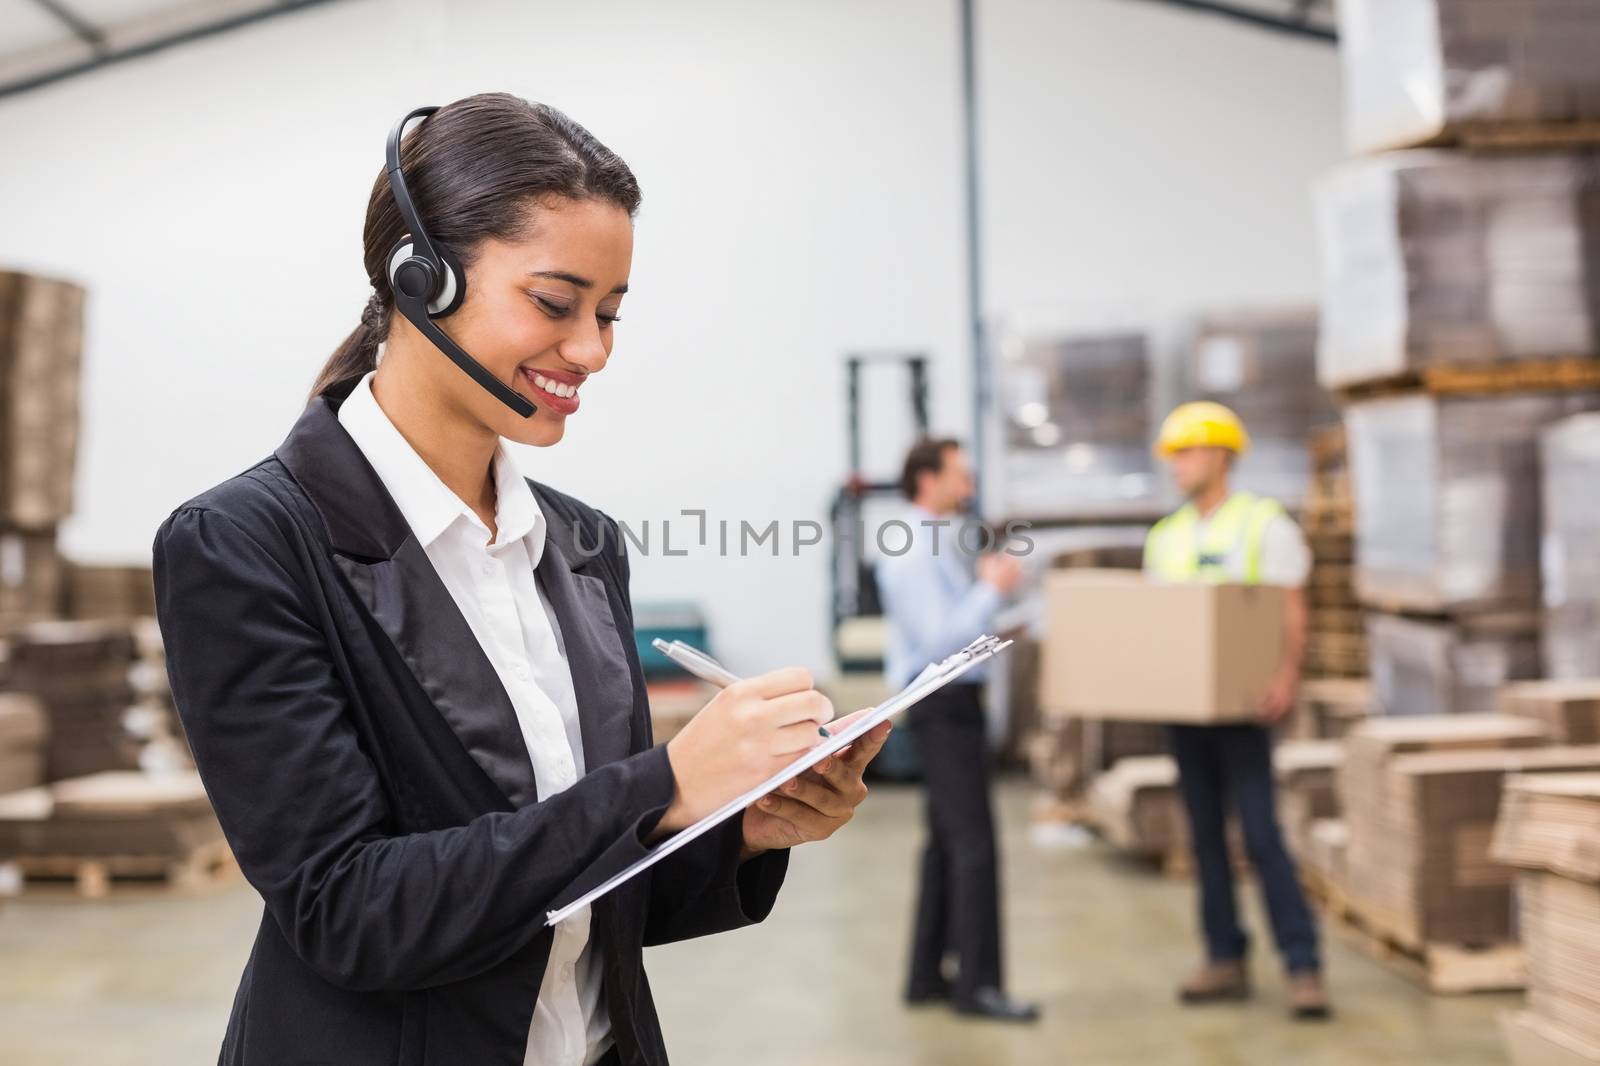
[904,980,951,1006]
[952,987,1040,1023]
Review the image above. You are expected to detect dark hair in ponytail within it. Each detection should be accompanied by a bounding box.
[311,93,643,401]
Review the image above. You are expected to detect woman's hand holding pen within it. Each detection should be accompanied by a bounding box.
[739,707,891,859]
[660,667,834,833]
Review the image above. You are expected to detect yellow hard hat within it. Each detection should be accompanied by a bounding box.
[1155,401,1250,457]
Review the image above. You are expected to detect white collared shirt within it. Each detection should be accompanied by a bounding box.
[339,372,611,1066]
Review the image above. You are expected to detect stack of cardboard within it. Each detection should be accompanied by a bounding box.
[1492,773,1600,1065]
[1543,413,1600,679]
[1302,424,1366,679]
[61,564,156,622]
[1305,818,1351,888]
[1340,715,1600,946]
[1316,153,1600,386]
[0,272,83,632]
[1185,307,1331,509]
[1275,739,1344,864]
[1290,677,1373,740]
[1368,612,1544,717]
[1502,681,1600,746]
[997,332,1157,520]
[6,621,140,782]
[1344,392,1596,713]
[1027,716,1169,806]
[0,769,223,863]
[1347,393,1600,614]
[1088,755,1186,857]
[1334,0,1600,156]
[0,693,46,794]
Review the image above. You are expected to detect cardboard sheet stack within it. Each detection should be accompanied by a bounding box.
[0,693,46,794]
[62,564,157,621]
[1339,715,1600,946]
[1334,0,1600,156]
[1305,818,1350,889]
[6,621,141,782]
[1185,308,1331,510]
[1368,612,1544,717]
[1345,393,1596,713]
[1301,424,1365,679]
[1087,755,1185,857]
[1543,414,1600,679]
[1492,773,1600,1064]
[1275,740,1344,865]
[0,271,84,632]
[1290,678,1373,741]
[1502,681,1600,746]
[997,332,1156,520]
[0,769,223,864]
[1028,716,1168,806]
[1316,153,1600,387]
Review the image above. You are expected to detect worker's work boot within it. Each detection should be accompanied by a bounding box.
[1177,960,1250,1004]
[1287,970,1331,1020]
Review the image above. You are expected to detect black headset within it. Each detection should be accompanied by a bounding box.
[385,106,537,418]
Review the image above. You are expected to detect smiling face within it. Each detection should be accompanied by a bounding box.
[398,195,634,447]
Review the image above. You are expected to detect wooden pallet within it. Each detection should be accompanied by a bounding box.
[12,839,238,898]
[1459,120,1600,151]
[1303,877,1525,994]
[1338,357,1600,402]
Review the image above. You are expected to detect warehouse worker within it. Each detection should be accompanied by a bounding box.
[878,438,1039,1023]
[1145,402,1330,1020]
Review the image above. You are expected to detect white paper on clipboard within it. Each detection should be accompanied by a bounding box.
[545,634,1012,926]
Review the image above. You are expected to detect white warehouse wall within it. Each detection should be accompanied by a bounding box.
[0,0,1343,675]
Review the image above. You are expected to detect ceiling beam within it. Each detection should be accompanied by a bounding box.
[1126,0,1338,44]
[1,0,345,101]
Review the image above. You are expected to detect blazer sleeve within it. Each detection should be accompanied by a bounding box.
[594,509,790,944]
[154,504,679,993]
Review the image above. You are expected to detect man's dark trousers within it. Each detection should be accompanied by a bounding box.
[1170,722,1319,973]
[906,683,1003,998]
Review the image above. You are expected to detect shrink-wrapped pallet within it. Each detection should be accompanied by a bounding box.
[1543,414,1600,679]
[1368,612,1542,717]
[1315,152,1600,389]
[1335,0,1600,155]
[1347,393,1600,612]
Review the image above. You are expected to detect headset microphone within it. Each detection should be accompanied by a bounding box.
[384,106,537,418]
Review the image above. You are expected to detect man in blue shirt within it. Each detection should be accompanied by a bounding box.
[877,437,1037,1023]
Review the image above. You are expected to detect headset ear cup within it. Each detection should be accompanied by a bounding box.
[428,244,466,318]
[387,239,435,306]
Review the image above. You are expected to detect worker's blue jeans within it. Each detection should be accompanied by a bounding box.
[1169,723,1320,974]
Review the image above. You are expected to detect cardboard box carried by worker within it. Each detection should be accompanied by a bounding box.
[1040,569,1285,723]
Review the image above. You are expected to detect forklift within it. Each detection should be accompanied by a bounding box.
[828,352,930,780]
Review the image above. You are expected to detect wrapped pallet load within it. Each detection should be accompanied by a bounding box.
[1335,0,1600,155]
[1186,308,1331,510]
[1543,413,1600,679]
[998,332,1156,520]
[1368,612,1542,717]
[1346,392,1600,613]
[1314,151,1600,390]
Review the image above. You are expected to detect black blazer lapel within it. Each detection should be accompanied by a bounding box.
[534,505,635,773]
[277,395,540,809]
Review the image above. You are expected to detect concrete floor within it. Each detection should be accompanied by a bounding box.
[0,781,1513,1065]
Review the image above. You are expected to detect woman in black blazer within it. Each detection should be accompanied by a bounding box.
[153,93,887,1066]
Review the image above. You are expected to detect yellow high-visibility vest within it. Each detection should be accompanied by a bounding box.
[1144,491,1285,586]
